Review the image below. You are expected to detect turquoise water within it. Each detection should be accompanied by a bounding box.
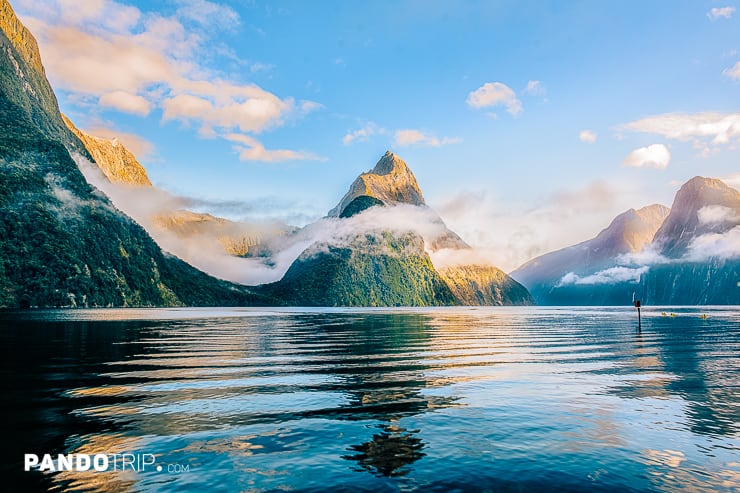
[1,307,738,492]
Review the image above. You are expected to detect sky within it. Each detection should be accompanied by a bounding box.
[13,0,740,271]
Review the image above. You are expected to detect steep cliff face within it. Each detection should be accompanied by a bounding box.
[62,115,152,186]
[0,0,83,151]
[0,0,42,74]
[0,0,268,307]
[328,151,426,217]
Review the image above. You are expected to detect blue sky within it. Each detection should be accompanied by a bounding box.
[14,0,740,270]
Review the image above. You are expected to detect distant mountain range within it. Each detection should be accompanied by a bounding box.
[511,177,740,305]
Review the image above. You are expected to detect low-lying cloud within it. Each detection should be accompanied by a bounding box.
[685,226,740,261]
[697,205,740,225]
[72,152,295,284]
[557,266,649,286]
[71,153,493,285]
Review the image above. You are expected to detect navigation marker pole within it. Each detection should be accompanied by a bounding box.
[634,300,641,331]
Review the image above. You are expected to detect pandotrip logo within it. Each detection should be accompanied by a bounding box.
[24,453,191,474]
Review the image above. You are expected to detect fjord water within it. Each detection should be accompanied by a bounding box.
[1,307,738,492]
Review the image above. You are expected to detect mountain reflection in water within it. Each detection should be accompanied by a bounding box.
[0,307,738,492]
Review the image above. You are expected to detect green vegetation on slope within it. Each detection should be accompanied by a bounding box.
[339,195,384,218]
[260,231,457,306]
[439,264,533,306]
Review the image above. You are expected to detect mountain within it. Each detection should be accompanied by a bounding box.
[62,115,152,186]
[0,0,269,307]
[328,151,471,251]
[640,176,740,305]
[328,151,426,217]
[65,117,281,260]
[439,265,533,305]
[152,210,262,257]
[511,204,669,304]
[261,231,458,306]
[652,176,740,258]
[261,152,532,306]
[512,176,740,305]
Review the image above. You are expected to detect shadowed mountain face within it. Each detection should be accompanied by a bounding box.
[512,176,740,305]
[0,0,268,307]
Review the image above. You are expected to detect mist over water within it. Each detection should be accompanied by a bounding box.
[1,307,738,492]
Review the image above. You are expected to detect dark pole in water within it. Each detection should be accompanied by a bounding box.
[634,300,641,331]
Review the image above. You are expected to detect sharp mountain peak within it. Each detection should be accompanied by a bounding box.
[329,151,426,217]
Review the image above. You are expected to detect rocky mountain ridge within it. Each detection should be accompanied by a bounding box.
[62,115,152,187]
[328,151,426,217]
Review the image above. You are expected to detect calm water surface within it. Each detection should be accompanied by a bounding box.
[0,307,738,492]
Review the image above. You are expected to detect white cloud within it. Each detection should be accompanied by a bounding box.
[15,0,318,162]
[248,62,275,73]
[175,0,240,29]
[697,205,740,225]
[99,91,151,115]
[579,130,597,143]
[225,133,322,162]
[620,112,740,153]
[394,129,461,147]
[466,82,522,115]
[557,266,649,286]
[724,61,740,80]
[299,101,323,113]
[523,80,546,96]
[616,246,672,268]
[161,90,291,134]
[343,122,383,145]
[685,226,740,260]
[707,6,735,20]
[723,173,740,189]
[623,144,671,169]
